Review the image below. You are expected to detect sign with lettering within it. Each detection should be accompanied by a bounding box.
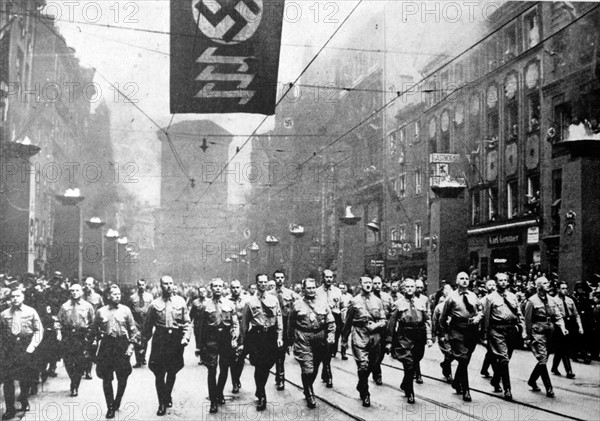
[370,259,384,267]
[488,233,521,247]
[170,0,285,114]
[527,226,539,244]
[429,153,461,163]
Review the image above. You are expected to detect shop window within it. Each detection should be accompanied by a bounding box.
[507,180,518,219]
[414,223,422,249]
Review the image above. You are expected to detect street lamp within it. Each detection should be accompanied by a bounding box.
[106,229,119,284]
[85,217,106,284]
[55,188,85,281]
[116,236,128,285]
[265,235,279,272]
[289,224,305,285]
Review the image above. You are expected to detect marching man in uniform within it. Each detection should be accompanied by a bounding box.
[482,273,526,401]
[288,278,335,408]
[196,279,240,414]
[0,288,43,420]
[228,279,248,394]
[440,271,483,402]
[524,276,567,397]
[371,276,394,385]
[386,278,432,404]
[272,270,298,391]
[142,276,191,416]
[57,283,95,397]
[316,269,342,388]
[240,274,283,411]
[341,276,387,407]
[128,279,153,368]
[87,285,139,419]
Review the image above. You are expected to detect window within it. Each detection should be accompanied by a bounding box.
[486,85,499,144]
[524,9,540,49]
[507,180,518,219]
[469,94,481,153]
[488,187,499,222]
[505,73,519,142]
[399,224,406,241]
[551,170,562,234]
[428,117,437,153]
[440,110,450,153]
[398,173,406,198]
[390,228,399,243]
[414,223,422,249]
[472,190,481,224]
[504,23,518,62]
[526,175,540,215]
[415,168,422,195]
[552,96,571,142]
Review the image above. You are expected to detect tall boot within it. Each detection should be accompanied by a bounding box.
[500,363,512,401]
[325,364,333,388]
[301,373,316,408]
[563,357,575,378]
[357,371,370,406]
[528,364,541,391]
[539,365,554,397]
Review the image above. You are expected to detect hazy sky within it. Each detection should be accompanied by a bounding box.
[47,0,502,204]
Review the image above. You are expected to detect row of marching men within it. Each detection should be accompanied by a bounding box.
[1,269,570,420]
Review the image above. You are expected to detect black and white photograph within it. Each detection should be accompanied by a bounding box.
[1,0,600,419]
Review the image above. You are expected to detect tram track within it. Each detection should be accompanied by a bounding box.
[378,360,588,421]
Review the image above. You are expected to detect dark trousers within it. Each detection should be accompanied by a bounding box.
[208,357,231,402]
[552,329,573,373]
[134,341,148,365]
[230,351,246,388]
[275,316,289,383]
[254,366,271,399]
[153,369,177,405]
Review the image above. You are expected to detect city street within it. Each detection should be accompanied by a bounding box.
[6,342,598,421]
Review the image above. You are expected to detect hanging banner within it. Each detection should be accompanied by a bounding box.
[171,0,284,115]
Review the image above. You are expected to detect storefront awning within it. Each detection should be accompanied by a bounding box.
[467,218,538,236]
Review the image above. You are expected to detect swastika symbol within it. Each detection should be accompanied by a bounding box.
[193,0,263,45]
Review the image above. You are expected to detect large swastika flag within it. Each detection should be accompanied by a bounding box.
[171,0,285,115]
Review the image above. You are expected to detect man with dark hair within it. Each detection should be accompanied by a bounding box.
[1,288,43,420]
[386,278,432,404]
[57,283,94,397]
[88,285,138,419]
[272,270,298,390]
[82,277,104,380]
[482,273,526,401]
[440,271,483,402]
[288,278,335,408]
[371,276,394,385]
[228,280,248,394]
[524,276,567,397]
[316,269,342,388]
[551,282,583,378]
[196,279,240,414]
[240,274,283,411]
[142,276,191,416]
[129,279,153,368]
[342,276,387,407]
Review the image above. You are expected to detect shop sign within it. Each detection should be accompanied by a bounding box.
[527,226,539,244]
[370,259,384,267]
[488,233,520,246]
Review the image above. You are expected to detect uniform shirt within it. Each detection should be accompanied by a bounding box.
[189,297,206,327]
[128,290,154,324]
[386,295,432,342]
[374,290,395,318]
[552,295,583,332]
[341,292,387,344]
[83,291,104,312]
[439,290,483,331]
[89,304,139,344]
[414,293,431,315]
[240,292,283,344]
[524,293,566,336]
[142,294,191,342]
[431,301,446,339]
[0,304,43,351]
[316,285,342,314]
[287,296,335,343]
[228,294,249,321]
[340,292,352,321]
[196,296,239,347]
[57,299,94,332]
[483,290,526,334]
[273,286,299,318]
